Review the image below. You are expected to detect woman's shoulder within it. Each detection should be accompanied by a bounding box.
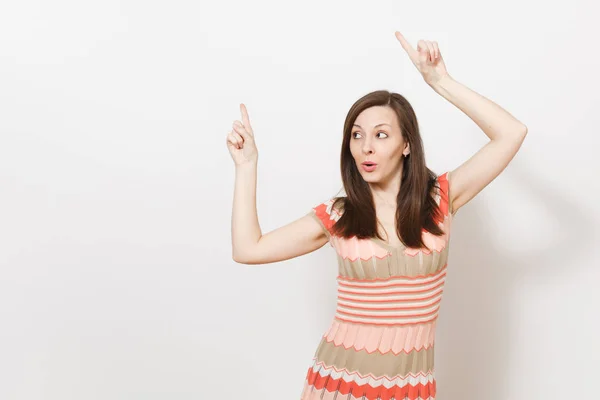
[434,171,452,215]
[312,196,346,218]
[308,196,346,239]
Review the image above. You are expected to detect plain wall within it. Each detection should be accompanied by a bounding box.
[0,0,598,399]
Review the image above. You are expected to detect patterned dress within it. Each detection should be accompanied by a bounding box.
[300,172,453,400]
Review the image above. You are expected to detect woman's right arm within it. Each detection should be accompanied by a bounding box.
[228,104,329,264]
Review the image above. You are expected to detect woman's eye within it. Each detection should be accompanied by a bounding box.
[352,131,388,139]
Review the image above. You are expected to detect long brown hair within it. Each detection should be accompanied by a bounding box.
[329,90,445,249]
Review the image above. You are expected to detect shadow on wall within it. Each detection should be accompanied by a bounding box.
[434,158,596,400]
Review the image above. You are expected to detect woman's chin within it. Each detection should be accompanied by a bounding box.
[361,174,380,182]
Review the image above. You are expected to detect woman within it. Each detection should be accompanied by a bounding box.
[227,31,527,400]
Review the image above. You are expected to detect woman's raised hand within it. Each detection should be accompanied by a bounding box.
[394,31,450,87]
[226,103,258,166]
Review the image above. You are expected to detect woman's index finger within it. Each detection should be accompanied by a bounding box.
[394,31,418,60]
[240,103,252,131]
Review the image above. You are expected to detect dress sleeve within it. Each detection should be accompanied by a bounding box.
[307,198,340,239]
[437,171,453,216]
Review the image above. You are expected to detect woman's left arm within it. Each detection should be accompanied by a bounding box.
[394,31,528,215]
[430,75,528,215]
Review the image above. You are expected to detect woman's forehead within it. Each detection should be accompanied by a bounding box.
[354,106,398,128]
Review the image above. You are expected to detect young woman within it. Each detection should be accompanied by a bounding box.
[227,31,527,400]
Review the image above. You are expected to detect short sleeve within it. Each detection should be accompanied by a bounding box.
[437,171,453,216]
[307,198,341,239]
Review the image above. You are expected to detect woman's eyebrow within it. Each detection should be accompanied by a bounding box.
[353,123,391,129]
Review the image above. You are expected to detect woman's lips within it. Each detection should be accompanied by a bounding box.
[362,163,377,172]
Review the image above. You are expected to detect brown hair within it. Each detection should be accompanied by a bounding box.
[329,90,445,249]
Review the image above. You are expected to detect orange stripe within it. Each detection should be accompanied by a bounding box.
[437,172,449,218]
[336,307,439,320]
[337,297,442,312]
[304,365,436,400]
[338,279,446,297]
[313,203,334,234]
[334,314,439,326]
[338,270,447,289]
[337,288,443,304]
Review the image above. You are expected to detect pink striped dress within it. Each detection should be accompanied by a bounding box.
[301,172,453,400]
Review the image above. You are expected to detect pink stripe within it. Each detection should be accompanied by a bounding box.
[332,235,391,261]
[323,319,437,354]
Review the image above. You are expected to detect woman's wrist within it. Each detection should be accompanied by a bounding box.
[429,74,454,94]
[236,160,257,168]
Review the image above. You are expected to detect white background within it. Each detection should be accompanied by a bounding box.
[1,0,599,399]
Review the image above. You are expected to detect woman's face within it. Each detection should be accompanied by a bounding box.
[349,105,409,185]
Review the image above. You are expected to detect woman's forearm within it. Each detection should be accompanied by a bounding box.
[231,161,262,261]
[431,75,527,140]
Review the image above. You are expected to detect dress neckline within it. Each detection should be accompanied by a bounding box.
[369,234,406,252]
